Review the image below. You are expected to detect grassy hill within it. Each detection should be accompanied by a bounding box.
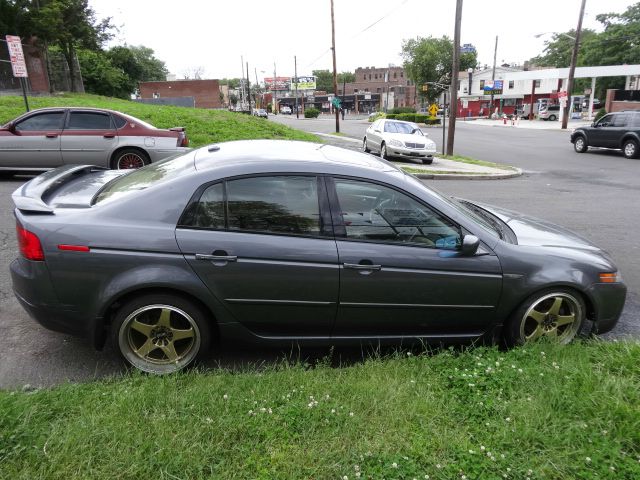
[0,94,318,147]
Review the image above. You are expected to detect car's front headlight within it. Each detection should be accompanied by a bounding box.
[388,139,403,147]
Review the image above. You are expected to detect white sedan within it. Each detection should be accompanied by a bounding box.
[363,119,436,164]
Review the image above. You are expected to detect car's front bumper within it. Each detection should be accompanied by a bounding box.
[586,281,627,334]
[387,144,436,160]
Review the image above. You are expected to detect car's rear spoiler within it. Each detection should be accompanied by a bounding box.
[12,165,107,213]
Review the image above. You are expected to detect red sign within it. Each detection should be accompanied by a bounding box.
[264,77,290,91]
[5,35,28,78]
[557,91,568,99]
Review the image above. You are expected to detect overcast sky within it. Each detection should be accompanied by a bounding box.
[91,0,636,82]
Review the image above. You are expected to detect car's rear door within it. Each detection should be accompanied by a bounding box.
[328,177,502,338]
[61,110,118,167]
[0,110,65,168]
[176,174,339,337]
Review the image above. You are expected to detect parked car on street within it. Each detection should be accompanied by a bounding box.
[11,140,626,373]
[0,107,189,173]
[281,106,292,114]
[538,104,561,121]
[571,110,640,159]
[253,109,268,119]
[363,119,436,164]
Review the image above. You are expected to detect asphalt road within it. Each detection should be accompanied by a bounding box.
[1,118,638,388]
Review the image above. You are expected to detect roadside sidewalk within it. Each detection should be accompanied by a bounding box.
[313,132,521,180]
[460,117,591,130]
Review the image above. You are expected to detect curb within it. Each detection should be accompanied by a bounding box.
[312,132,362,144]
[410,168,523,180]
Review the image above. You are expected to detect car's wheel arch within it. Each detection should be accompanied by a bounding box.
[100,285,219,346]
[620,134,640,149]
[110,146,150,169]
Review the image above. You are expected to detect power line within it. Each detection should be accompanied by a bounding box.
[351,0,410,39]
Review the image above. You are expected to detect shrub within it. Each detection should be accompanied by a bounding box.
[594,107,607,122]
[425,117,441,125]
[368,112,385,122]
[396,113,416,122]
[304,107,320,119]
[385,113,398,119]
[390,106,416,115]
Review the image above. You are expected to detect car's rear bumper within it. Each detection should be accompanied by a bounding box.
[10,258,92,338]
[586,281,627,334]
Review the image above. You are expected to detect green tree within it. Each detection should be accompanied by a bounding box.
[529,29,597,68]
[337,71,355,84]
[77,47,129,97]
[401,36,477,102]
[34,0,113,91]
[312,69,333,92]
[106,45,167,95]
[219,78,240,89]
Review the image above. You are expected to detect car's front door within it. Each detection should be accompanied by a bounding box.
[0,110,65,168]
[367,120,383,151]
[176,175,339,337]
[588,114,619,148]
[328,177,502,338]
[61,111,119,167]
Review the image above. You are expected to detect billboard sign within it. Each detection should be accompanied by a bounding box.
[5,35,28,78]
[483,80,503,95]
[291,75,316,90]
[265,77,291,91]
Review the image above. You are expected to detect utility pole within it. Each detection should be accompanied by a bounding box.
[273,62,277,114]
[446,0,463,156]
[330,0,340,133]
[562,0,586,130]
[490,36,498,117]
[246,61,251,112]
[254,68,260,108]
[294,55,299,119]
[240,56,245,109]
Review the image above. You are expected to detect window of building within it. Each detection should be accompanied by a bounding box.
[393,72,397,79]
[534,80,541,88]
[400,72,404,78]
[334,179,461,248]
[354,89,359,93]
[375,74,378,79]
[376,87,381,93]
[508,80,514,89]
[364,88,369,92]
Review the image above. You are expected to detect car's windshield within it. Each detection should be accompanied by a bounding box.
[93,152,194,205]
[384,121,420,134]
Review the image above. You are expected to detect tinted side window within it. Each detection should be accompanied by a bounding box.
[597,114,614,127]
[631,114,640,127]
[334,179,461,249]
[67,112,113,130]
[182,183,225,229]
[612,114,628,127]
[15,112,65,131]
[112,114,128,129]
[227,176,321,236]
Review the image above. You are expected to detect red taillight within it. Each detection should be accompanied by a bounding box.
[16,222,45,261]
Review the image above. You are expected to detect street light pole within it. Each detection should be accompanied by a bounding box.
[446,0,463,156]
[294,55,299,119]
[562,0,586,130]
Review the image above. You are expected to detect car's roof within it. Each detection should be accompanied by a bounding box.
[193,140,401,175]
[20,106,123,115]
[381,119,418,126]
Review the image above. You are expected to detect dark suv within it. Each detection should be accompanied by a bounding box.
[571,110,640,159]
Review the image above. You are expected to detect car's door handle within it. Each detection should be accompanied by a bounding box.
[45,132,58,138]
[195,253,238,262]
[344,263,382,271]
[103,133,115,139]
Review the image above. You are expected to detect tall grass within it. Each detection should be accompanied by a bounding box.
[1,341,639,479]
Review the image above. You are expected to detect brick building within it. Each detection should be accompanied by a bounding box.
[139,79,221,109]
[340,66,417,110]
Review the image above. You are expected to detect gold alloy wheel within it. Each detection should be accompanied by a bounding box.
[520,292,583,344]
[118,304,201,373]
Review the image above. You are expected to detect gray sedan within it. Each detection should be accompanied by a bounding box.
[364,119,437,164]
[11,140,626,373]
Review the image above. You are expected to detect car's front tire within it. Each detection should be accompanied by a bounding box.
[623,139,639,159]
[422,157,433,165]
[112,293,211,374]
[363,137,371,153]
[504,288,586,347]
[111,148,150,170]
[574,136,588,153]
[548,114,557,121]
[380,142,388,160]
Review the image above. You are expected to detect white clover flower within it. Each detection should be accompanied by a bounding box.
[223,394,228,400]
[355,473,361,478]
[468,449,475,454]
[518,369,523,373]
[325,394,330,400]
[436,464,442,469]
[505,417,511,422]
[462,475,467,480]
[392,462,398,468]
[343,476,348,480]
[331,409,336,414]
[610,466,616,471]
[586,457,591,462]
[507,468,511,472]
[501,454,505,459]
[540,373,544,377]
[354,465,360,472]
[527,469,533,475]
[349,412,354,417]
[425,475,430,479]
[268,408,272,414]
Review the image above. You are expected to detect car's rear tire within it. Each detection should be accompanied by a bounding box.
[111,148,150,170]
[548,114,557,121]
[363,137,371,153]
[112,293,211,374]
[574,136,588,153]
[623,139,639,159]
[380,142,388,160]
[503,288,586,348]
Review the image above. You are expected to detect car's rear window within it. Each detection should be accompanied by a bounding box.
[93,153,194,205]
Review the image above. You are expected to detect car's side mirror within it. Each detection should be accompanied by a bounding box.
[460,235,480,256]
[0,122,14,132]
